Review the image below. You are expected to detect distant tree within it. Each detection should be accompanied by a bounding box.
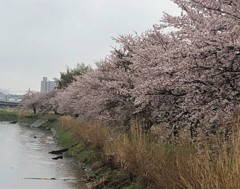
[20,90,59,114]
[20,91,40,114]
[55,86,78,115]
[57,63,92,89]
[73,52,135,127]
[36,89,59,114]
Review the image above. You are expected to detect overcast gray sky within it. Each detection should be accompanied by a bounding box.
[0,0,180,94]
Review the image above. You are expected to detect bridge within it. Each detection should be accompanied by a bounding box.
[0,101,20,108]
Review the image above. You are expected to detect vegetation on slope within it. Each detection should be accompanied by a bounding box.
[0,108,18,121]
[55,116,240,189]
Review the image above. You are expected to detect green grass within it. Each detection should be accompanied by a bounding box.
[0,108,19,121]
[18,112,59,126]
[50,121,101,164]
[122,181,142,189]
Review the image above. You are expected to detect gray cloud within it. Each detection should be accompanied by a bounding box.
[0,0,180,94]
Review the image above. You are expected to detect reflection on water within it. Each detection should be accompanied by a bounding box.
[0,122,85,189]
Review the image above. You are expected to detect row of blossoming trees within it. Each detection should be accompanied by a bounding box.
[21,0,239,139]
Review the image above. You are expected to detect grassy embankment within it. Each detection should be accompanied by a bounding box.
[1,108,240,188]
[0,108,18,121]
[58,117,240,189]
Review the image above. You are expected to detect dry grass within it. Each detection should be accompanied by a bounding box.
[59,116,109,149]
[60,116,240,189]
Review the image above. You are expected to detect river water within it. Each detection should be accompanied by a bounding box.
[0,121,85,189]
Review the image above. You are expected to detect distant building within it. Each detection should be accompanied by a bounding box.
[41,77,48,92]
[8,94,23,102]
[0,92,7,101]
[40,77,57,92]
[0,92,22,102]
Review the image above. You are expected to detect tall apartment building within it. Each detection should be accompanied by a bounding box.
[40,77,57,92]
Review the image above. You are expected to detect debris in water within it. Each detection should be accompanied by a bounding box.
[9,120,18,124]
[52,155,63,160]
[23,177,77,181]
[49,143,78,155]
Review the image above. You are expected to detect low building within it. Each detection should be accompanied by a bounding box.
[8,94,23,102]
[0,92,7,101]
[0,92,22,102]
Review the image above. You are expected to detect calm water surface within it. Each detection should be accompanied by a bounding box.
[0,121,85,189]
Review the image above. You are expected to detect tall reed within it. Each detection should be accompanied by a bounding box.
[60,116,240,189]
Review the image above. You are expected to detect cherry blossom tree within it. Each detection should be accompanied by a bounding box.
[115,30,188,133]
[110,0,240,137]
[55,83,80,115]
[21,90,59,114]
[65,53,134,128]
[20,91,41,114]
[36,89,59,114]
[161,0,240,137]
